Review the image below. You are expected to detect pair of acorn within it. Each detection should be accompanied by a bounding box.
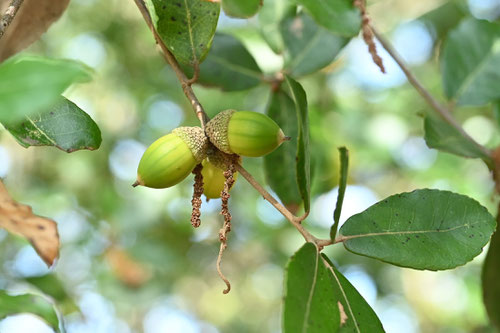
[134,109,289,198]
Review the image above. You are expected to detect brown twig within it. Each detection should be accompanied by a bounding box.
[190,164,204,228]
[353,0,385,73]
[316,234,357,248]
[371,26,492,160]
[0,0,24,39]
[186,62,200,85]
[132,0,209,129]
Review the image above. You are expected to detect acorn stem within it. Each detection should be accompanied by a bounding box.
[283,136,292,141]
[132,180,140,187]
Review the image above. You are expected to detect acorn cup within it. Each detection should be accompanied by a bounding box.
[201,157,238,199]
[134,127,208,189]
[205,109,290,157]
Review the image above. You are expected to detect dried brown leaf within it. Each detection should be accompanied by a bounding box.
[0,180,59,266]
[105,246,151,288]
[0,0,70,61]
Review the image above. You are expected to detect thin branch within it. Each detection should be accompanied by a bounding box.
[186,62,200,85]
[234,163,318,244]
[0,0,24,39]
[371,26,491,159]
[132,0,209,129]
[317,239,334,248]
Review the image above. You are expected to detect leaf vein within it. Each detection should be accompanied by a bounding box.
[182,0,197,64]
[341,222,481,242]
[209,55,263,79]
[302,248,319,333]
[26,117,58,146]
[287,27,323,70]
[322,257,360,333]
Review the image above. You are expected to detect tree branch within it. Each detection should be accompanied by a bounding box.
[132,0,209,129]
[371,26,492,160]
[0,0,24,39]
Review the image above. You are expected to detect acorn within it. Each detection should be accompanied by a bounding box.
[201,158,238,199]
[134,127,208,189]
[205,109,289,157]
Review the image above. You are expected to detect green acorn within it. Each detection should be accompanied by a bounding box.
[205,109,289,157]
[134,127,208,189]
[201,156,239,199]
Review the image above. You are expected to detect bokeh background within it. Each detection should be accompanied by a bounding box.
[1,0,500,332]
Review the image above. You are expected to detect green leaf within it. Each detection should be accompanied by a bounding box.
[222,0,261,18]
[418,0,468,42]
[283,244,384,333]
[264,89,302,210]
[339,189,496,270]
[482,227,500,330]
[258,0,296,54]
[330,147,349,240]
[423,113,493,167]
[0,290,60,332]
[440,18,500,106]
[294,0,361,37]
[145,0,220,67]
[281,13,348,77]
[285,76,311,212]
[283,243,340,333]
[419,1,467,39]
[3,97,102,153]
[26,274,79,314]
[0,56,92,123]
[321,255,385,332]
[194,33,263,91]
[26,275,68,303]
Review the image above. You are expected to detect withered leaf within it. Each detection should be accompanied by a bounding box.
[0,0,70,61]
[0,180,59,266]
[105,246,151,288]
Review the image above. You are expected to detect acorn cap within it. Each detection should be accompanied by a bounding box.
[205,146,236,168]
[173,126,209,163]
[205,109,236,154]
